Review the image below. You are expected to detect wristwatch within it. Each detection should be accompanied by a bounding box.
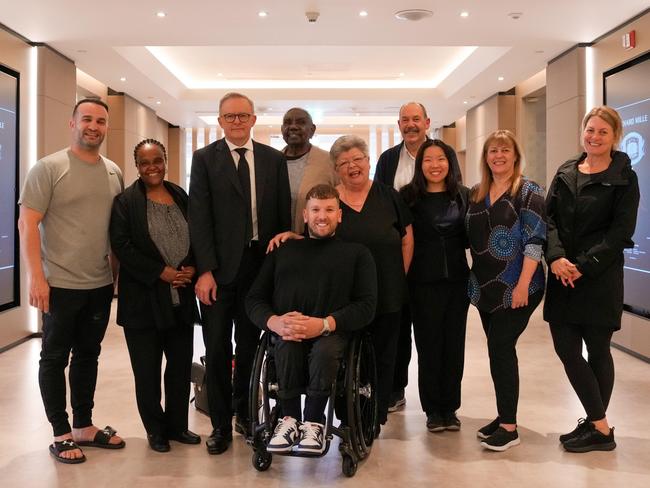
[321,317,331,336]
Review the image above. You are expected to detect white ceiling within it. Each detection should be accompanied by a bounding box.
[1,1,647,127]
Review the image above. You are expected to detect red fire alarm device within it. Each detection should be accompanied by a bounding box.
[622,30,636,50]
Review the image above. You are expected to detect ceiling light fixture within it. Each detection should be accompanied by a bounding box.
[156,11,166,18]
[463,101,468,104]
[460,11,469,18]
[120,77,126,82]
[156,101,161,105]
[258,11,268,18]
[399,72,405,77]
[217,72,223,77]
[359,11,368,17]
[395,9,433,21]
[498,76,504,81]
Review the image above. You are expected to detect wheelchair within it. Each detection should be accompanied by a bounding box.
[248,330,378,477]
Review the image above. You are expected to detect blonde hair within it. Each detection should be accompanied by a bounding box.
[582,106,623,149]
[472,130,525,203]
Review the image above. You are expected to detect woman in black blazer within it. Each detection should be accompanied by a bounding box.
[400,139,470,433]
[110,139,200,453]
[545,106,639,453]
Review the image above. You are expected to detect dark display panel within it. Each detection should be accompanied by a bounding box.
[605,51,650,319]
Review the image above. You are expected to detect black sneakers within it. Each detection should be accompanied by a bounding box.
[443,412,461,431]
[477,417,501,440]
[559,418,590,444]
[426,413,445,433]
[480,426,520,451]
[563,424,616,453]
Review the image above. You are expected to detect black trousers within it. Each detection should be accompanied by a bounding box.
[478,291,542,425]
[123,317,194,437]
[549,322,614,421]
[39,285,113,436]
[371,311,401,425]
[275,333,348,422]
[410,280,469,416]
[391,305,412,394]
[200,246,262,431]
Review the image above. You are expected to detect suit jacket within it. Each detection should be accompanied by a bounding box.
[189,138,291,284]
[110,179,198,330]
[374,139,431,188]
[374,142,404,187]
[284,145,339,233]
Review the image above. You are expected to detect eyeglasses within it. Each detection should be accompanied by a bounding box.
[221,113,252,123]
[336,156,367,170]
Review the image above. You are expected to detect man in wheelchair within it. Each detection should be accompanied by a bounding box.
[246,184,377,454]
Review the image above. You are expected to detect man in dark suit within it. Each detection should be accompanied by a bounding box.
[189,92,291,454]
[374,102,430,413]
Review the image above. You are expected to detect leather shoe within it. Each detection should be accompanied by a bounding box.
[169,429,201,445]
[206,428,232,455]
[234,416,252,438]
[147,434,170,453]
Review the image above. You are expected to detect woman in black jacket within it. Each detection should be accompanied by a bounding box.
[545,106,640,453]
[400,139,470,433]
[110,139,200,453]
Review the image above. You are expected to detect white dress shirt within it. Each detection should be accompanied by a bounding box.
[226,138,258,241]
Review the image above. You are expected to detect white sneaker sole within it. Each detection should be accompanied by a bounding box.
[267,443,296,453]
[296,445,324,454]
[480,437,520,451]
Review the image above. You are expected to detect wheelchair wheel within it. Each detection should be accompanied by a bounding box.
[252,450,272,471]
[346,333,378,459]
[249,333,278,448]
[341,454,357,477]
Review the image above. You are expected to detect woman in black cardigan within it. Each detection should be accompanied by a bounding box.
[545,106,640,453]
[110,139,200,453]
[400,139,470,433]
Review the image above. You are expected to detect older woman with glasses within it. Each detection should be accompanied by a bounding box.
[267,135,413,430]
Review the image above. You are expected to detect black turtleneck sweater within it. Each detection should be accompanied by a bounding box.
[245,236,377,333]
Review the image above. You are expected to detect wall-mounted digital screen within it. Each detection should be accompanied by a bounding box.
[604,51,650,320]
[0,64,19,313]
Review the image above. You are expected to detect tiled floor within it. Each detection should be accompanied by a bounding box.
[1,302,649,487]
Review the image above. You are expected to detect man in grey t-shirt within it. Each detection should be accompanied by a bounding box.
[18,98,125,464]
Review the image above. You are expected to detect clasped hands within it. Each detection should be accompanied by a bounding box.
[267,311,324,341]
[550,258,583,288]
[160,265,196,289]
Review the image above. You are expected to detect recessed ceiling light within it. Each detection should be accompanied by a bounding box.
[399,72,405,77]
[120,77,126,82]
[498,76,504,81]
[217,72,223,77]
[258,11,268,18]
[460,11,469,18]
[463,101,468,104]
[156,101,161,105]
[395,9,433,21]
[359,11,368,17]
[156,11,166,18]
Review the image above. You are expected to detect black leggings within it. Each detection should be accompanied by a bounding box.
[478,291,542,425]
[549,322,614,421]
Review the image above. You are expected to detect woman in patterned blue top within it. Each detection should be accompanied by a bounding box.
[466,130,546,451]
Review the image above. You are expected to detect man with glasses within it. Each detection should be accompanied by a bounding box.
[189,92,291,454]
[374,102,430,413]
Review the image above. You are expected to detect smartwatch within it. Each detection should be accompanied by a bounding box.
[321,317,331,336]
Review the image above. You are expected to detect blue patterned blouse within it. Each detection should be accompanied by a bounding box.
[465,179,546,313]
